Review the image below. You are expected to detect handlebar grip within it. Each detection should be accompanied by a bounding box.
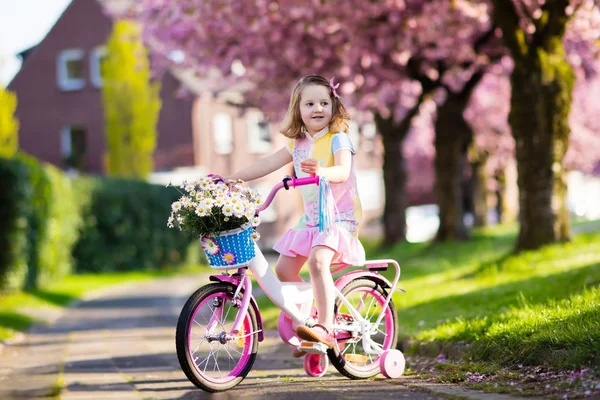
[290,175,320,187]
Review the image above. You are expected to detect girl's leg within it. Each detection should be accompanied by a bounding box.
[275,254,307,283]
[306,245,336,330]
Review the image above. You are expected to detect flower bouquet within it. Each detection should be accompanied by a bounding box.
[167,176,262,268]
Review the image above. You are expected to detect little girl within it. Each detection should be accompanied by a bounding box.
[224,74,365,355]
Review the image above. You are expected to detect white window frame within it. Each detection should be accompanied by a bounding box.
[60,126,72,159]
[60,125,86,175]
[90,46,107,88]
[57,48,86,91]
[247,111,272,154]
[213,112,233,155]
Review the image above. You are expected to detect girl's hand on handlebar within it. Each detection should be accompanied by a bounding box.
[300,158,320,176]
[207,174,225,183]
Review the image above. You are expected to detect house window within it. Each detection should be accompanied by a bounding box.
[247,111,272,154]
[90,46,108,88]
[213,112,233,154]
[362,122,377,153]
[61,125,87,173]
[57,49,85,91]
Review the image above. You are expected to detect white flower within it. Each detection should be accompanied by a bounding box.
[185,184,195,192]
[213,197,225,207]
[195,206,208,217]
[233,204,244,218]
[251,231,261,241]
[199,181,209,190]
[180,179,188,189]
[222,205,233,217]
[167,216,174,228]
[172,202,182,211]
[202,198,215,208]
[252,217,261,227]
[224,217,230,222]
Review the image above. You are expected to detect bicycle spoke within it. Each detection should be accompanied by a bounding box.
[363,295,377,320]
[181,286,258,389]
[223,344,244,356]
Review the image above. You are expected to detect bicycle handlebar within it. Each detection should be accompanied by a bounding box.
[255,175,320,214]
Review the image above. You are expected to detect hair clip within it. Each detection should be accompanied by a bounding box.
[329,77,340,98]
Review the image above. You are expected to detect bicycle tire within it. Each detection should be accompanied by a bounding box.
[328,278,399,379]
[175,283,259,392]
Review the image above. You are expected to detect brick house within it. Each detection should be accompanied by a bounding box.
[8,0,392,246]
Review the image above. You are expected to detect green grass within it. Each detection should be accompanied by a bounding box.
[368,224,600,370]
[255,221,600,371]
[0,264,209,341]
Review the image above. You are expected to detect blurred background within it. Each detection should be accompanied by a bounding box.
[1,0,599,290]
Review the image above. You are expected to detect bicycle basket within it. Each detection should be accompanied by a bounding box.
[200,224,256,269]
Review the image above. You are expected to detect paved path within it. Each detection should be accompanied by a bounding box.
[0,275,535,400]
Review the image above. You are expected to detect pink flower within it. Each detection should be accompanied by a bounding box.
[201,237,220,255]
[222,252,237,265]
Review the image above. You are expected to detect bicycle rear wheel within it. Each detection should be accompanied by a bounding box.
[329,278,398,379]
[176,283,259,392]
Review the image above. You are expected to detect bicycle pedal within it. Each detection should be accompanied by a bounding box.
[298,341,328,355]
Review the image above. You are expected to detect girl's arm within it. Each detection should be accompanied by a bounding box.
[300,149,352,183]
[227,147,293,182]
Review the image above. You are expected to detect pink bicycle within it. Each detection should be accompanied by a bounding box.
[175,175,405,392]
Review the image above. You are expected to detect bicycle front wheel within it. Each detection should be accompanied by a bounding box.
[329,278,398,379]
[175,283,259,392]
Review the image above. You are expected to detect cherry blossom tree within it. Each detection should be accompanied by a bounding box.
[131,0,505,244]
[129,0,600,249]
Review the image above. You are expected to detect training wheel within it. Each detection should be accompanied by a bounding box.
[380,349,405,378]
[304,353,328,377]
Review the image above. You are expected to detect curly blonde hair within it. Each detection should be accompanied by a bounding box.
[280,75,351,139]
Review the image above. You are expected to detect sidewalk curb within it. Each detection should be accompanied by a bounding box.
[0,273,206,355]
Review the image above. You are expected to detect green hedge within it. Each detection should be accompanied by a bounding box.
[36,165,81,287]
[0,155,81,292]
[0,154,196,292]
[73,177,197,273]
[0,157,32,292]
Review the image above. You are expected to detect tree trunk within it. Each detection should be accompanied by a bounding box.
[434,69,485,241]
[471,151,489,228]
[493,0,574,251]
[510,44,574,251]
[375,113,411,246]
[434,96,470,241]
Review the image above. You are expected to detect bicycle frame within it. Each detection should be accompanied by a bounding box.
[209,175,403,354]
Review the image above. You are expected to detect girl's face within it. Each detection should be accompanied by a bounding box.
[299,84,333,136]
